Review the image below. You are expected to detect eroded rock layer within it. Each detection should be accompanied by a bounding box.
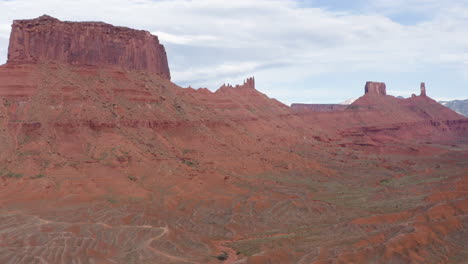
[365,81,386,95]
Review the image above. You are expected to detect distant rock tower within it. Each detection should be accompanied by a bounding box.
[243,77,255,89]
[420,82,427,97]
[365,82,387,96]
[219,77,255,90]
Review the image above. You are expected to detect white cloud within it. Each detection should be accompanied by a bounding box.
[370,0,442,12]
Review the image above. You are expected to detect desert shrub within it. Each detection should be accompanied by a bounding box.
[4,172,23,179]
[182,159,198,167]
[380,179,392,185]
[216,252,228,261]
[107,197,118,204]
[31,174,45,179]
[128,175,138,182]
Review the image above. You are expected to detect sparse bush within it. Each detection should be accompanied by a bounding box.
[182,159,198,167]
[380,179,391,185]
[107,197,117,204]
[31,174,45,179]
[4,172,23,179]
[128,175,138,182]
[182,149,195,154]
[216,252,228,261]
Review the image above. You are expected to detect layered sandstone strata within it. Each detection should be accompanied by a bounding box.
[365,81,386,95]
[7,15,170,79]
[421,82,427,96]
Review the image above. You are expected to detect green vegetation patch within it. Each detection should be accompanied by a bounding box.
[380,174,447,188]
[182,159,198,167]
[3,171,23,179]
[105,196,118,204]
[31,174,45,179]
[379,179,392,185]
[313,181,425,213]
[128,175,138,182]
[242,171,325,192]
[230,233,299,256]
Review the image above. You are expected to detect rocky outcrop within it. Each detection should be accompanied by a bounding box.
[290,104,347,112]
[7,15,170,79]
[365,82,386,96]
[420,82,427,97]
[218,77,255,91]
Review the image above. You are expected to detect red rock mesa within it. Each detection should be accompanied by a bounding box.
[365,81,386,95]
[7,15,170,79]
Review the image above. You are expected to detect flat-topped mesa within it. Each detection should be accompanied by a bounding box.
[420,82,427,97]
[7,15,171,80]
[365,82,387,96]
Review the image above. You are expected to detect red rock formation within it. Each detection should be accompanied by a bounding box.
[420,82,427,96]
[7,15,170,79]
[241,77,255,89]
[218,77,255,91]
[365,81,386,95]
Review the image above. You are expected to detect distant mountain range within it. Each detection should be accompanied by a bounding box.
[340,98,468,117]
[439,99,468,117]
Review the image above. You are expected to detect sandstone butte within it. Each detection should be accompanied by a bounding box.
[7,15,171,79]
[0,15,467,264]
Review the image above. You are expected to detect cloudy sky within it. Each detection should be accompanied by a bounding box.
[0,0,467,104]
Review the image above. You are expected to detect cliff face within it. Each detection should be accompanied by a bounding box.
[420,82,427,96]
[7,15,170,79]
[365,81,386,95]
